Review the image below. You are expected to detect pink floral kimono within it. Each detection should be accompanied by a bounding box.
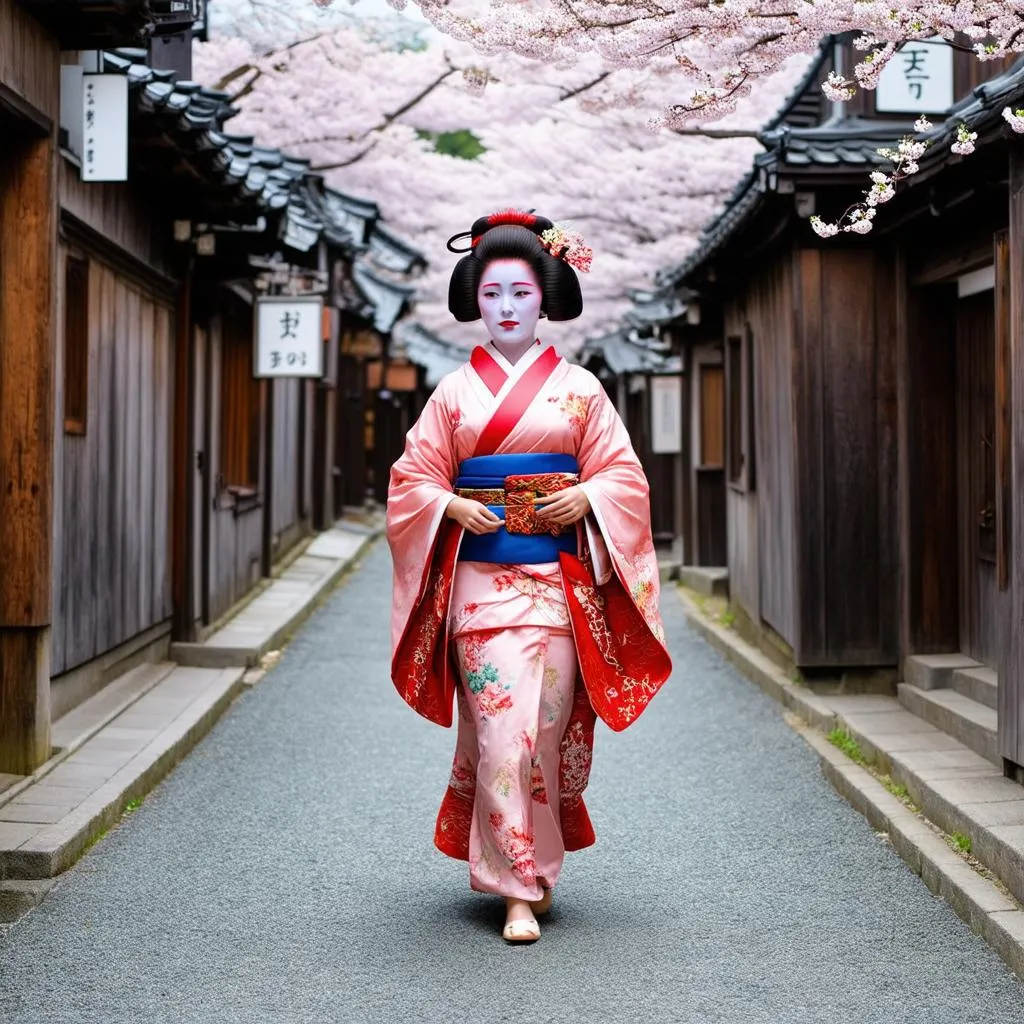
[387,340,671,900]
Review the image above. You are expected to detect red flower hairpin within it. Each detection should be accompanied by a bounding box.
[539,223,593,273]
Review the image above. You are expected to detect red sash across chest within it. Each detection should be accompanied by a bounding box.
[470,344,561,458]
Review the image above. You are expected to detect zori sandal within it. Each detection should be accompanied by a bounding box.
[502,917,541,943]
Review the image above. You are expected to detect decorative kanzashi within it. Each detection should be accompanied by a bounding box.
[539,224,593,273]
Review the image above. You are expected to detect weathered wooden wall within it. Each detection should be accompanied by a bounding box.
[0,0,59,117]
[727,258,797,646]
[59,164,174,276]
[791,247,898,666]
[271,378,304,544]
[51,249,174,674]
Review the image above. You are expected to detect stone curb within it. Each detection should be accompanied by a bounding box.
[677,588,1024,982]
[2,668,246,883]
[171,531,380,669]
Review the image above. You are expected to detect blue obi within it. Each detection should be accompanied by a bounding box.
[455,453,580,564]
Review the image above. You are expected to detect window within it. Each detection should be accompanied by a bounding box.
[220,303,261,495]
[699,364,724,468]
[63,253,89,435]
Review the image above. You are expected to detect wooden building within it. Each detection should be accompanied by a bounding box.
[578,323,684,559]
[658,37,1024,775]
[0,2,423,774]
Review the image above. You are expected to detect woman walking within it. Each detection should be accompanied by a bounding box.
[387,210,671,943]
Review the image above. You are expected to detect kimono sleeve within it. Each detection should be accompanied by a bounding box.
[386,380,460,653]
[575,385,665,641]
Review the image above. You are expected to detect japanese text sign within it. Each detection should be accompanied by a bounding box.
[876,39,953,114]
[254,297,325,378]
[650,374,682,454]
[81,75,129,183]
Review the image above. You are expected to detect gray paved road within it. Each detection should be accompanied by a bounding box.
[2,542,1023,1023]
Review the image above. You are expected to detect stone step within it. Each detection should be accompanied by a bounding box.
[897,683,999,766]
[838,705,1024,909]
[679,566,729,598]
[903,653,982,692]
[51,661,177,752]
[952,666,999,711]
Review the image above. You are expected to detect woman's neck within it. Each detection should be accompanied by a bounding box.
[490,337,537,365]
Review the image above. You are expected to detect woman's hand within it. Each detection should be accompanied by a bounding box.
[446,496,504,535]
[534,486,591,527]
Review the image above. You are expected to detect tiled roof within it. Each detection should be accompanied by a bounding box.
[352,264,417,335]
[578,327,681,376]
[395,323,469,386]
[103,49,335,234]
[660,57,1024,288]
[93,48,427,332]
[369,223,427,275]
[623,284,692,328]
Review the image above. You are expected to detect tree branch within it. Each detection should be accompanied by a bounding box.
[558,71,611,102]
[671,127,763,138]
[311,140,381,171]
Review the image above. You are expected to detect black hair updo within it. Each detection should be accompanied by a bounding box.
[447,210,584,323]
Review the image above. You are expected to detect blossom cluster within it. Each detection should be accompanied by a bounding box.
[809,114,991,238]
[347,0,1024,132]
[540,225,594,274]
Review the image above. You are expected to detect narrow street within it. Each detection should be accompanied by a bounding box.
[1,542,1022,1023]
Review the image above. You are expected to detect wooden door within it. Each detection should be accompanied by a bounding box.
[696,363,727,565]
[956,291,1009,666]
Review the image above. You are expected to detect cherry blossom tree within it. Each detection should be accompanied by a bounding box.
[299,0,1024,237]
[195,18,807,348]
[349,1,1024,125]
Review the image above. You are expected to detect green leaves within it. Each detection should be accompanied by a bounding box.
[415,128,486,160]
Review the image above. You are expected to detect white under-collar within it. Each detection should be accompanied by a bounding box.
[486,339,544,376]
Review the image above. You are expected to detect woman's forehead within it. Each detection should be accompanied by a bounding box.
[479,259,539,286]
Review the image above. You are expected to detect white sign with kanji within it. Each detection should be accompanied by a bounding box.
[254,297,324,378]
[875,39,954,114]
[81,74,129,182]
[650,374,682,454]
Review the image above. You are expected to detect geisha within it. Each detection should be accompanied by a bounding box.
[387,209,672,943]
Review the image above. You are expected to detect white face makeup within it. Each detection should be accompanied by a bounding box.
[477,259,543,352]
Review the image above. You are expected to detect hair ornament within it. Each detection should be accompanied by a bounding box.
[539,223,593,273]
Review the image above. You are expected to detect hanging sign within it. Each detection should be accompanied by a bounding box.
[875,38,953,114]
[81,74,129,182]
[254,296,325,378]
[650,374,682,454]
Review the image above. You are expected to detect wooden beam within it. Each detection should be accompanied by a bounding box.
[171,263,197,641]
[0,81,51,138]
[909,237,995,287]
[0,132,56,771]
[1001,152,1024,772]
[995,229,1011,592]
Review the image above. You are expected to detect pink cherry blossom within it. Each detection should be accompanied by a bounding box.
[195,17,808,350]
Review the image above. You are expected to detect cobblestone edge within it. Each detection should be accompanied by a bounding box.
[677,587,1024,982]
